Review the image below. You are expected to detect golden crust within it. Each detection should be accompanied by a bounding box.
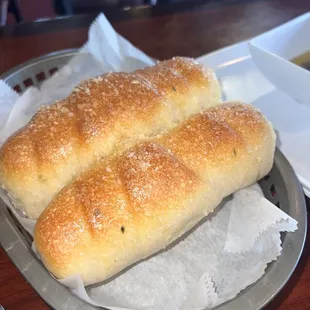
[0,57,221,218]
[34,102,275,285]
[35,142,203,280]
[160,102,271,171]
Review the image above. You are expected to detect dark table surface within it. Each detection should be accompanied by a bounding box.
[0,0,309,309]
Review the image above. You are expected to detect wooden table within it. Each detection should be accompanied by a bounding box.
[0,0,309,309]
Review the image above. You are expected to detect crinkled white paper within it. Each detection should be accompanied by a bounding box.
[0,13,298,310]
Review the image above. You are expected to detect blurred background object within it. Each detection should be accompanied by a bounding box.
[0,0,216,25]
[2,0,56,24]
[53,0,73,15]
[1,0,23,25]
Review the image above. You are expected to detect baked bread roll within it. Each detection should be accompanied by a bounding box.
[34,102,275,286]
[0,57,221,219]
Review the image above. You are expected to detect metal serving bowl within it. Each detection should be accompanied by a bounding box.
[0,50,307,310]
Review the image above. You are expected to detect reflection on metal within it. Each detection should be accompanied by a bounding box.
[217,56,251,69]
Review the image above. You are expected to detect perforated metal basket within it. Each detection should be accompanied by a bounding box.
[0,50,307,310]
[1,49,78,93]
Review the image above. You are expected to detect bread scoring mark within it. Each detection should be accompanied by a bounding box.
[119,142,201,213]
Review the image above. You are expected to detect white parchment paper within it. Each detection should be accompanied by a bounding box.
[0,13,298,310]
